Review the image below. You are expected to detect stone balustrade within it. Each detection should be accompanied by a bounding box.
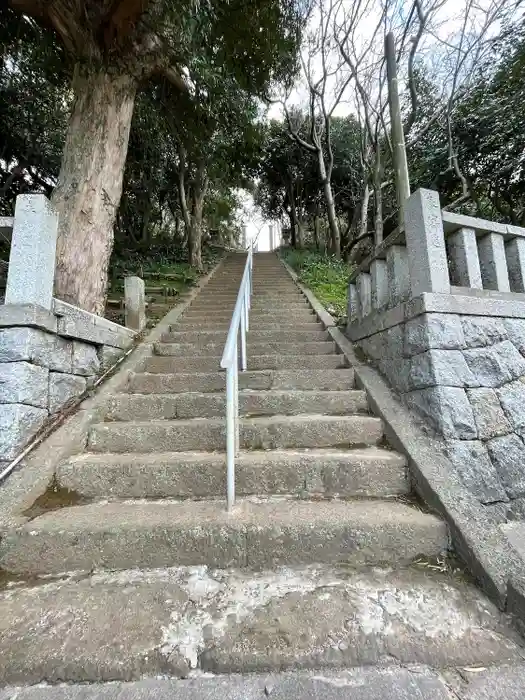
[348,189,525,324]
[346,188,525,524]
[0,194,145,467]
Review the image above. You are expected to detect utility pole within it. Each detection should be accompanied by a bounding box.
[385,32,410,225]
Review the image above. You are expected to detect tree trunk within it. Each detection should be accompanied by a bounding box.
[287,184,298,248]
[323,180,340,257]
[52,64,137,314]
[187,163,207,270]
[318,154,341,258]
[313,211,320,250]
[385,32,410,225]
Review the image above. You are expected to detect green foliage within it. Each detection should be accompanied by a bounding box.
[280,246,352,321]
[0,7,70,214]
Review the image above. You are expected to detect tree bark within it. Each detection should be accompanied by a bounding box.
[187,163,207,270]
[317,153,340,257]
[385,32,410,225]
[52,64,137,313]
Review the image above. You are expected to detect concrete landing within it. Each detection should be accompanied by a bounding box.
[0,564,523,686]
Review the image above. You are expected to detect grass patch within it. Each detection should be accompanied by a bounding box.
[280,247,352,323]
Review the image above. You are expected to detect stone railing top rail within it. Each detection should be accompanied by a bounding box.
[348,209,525,285]
[441,210,525,240]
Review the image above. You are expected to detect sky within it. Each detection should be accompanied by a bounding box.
[243,0,513,235]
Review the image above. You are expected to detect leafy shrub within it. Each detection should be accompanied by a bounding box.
[280,247,352,322]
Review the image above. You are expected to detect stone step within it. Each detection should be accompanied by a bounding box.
[187,303,310,313]
[153,341,337,357]
[194,291,302,300]
[103,390,368,421]
[180,311,317,323]
[160,329,330,343]
[0,498,447,575]
[170,321,324,331]
[143,354,347,373]
[58,447,407,500]
[88,415,383,453]
[127,369,356,393]
[4,666,525,699]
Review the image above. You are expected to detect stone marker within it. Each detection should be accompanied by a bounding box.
[404,189,450,296]
[125,276,146,332]
[5,194,58,311]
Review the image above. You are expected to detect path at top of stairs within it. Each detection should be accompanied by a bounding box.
[0,252,523,691]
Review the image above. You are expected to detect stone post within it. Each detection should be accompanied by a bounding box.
[356,272,372,319]
[370,260,388,310]
[269,224,274,251]
[5,194,58,311]
[505,237,525,293]
[447,227,483,289]
[347,282,359,324]
[386,245,410,307]
[124,276,146,331]
[404,189,450,297]
[478,233,510,292]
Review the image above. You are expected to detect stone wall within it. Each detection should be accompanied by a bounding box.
[346,188,525,525]
[355,307,525,523]
[0,302,135,464]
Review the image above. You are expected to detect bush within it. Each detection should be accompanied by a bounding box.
[280,247,352,322]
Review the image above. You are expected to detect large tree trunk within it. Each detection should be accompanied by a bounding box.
[52,65,137,314]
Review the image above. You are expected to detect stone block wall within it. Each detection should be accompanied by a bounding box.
[0,303,135,464]
[356,310,525,522]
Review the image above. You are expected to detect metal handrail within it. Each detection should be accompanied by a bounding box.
[220,237,258,511]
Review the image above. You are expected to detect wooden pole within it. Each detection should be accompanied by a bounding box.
[385,32,411,225]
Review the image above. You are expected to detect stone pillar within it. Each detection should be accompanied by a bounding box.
[478,232,510,292]
[370,260,388,310]
[386,245,410,307]
[357,272,372,319]
[347,282,359,323]
[447,227,483,289]
[241,225,247,249]
[5,194,58,311]
[505,237,525,293]
[124,276,146,331]
[269,225,274,250]
[404,189,450,297]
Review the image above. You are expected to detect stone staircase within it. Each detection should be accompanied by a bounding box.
[1,252,524,696]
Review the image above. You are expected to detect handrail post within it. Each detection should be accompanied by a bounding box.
[226,364,236,511]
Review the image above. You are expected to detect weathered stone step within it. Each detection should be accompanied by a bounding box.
[170,321,324,331]
[127,368,356,393]
[194,291,302,300]
[4,666,525,699]
[143,354,346,372]
[0,498,447,575]
[161,329,330,343]
[58,447,407,500]
[153,341,337,357]
[88,415,383,453]
[4,562,519,689]
[181,311,316,322]
[103,390,368,421]
[187,302,309,313]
